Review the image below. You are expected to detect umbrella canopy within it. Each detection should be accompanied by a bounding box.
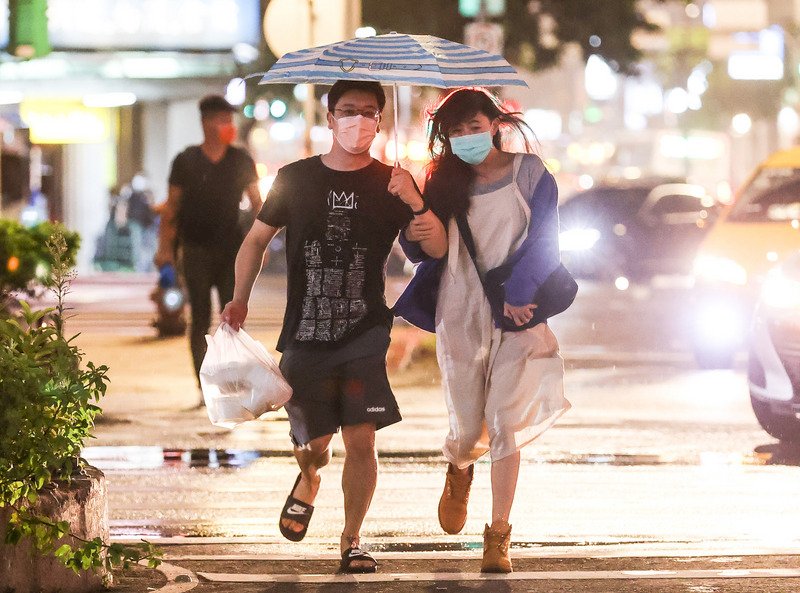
[258,32,527,88]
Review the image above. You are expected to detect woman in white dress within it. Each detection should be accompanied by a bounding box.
[397,88,571,573]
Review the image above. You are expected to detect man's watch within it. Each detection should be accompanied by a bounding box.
[412,203,429,216]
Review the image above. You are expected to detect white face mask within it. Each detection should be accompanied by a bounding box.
[333,115,378,154]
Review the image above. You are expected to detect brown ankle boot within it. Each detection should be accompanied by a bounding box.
[481,520,512,573]
[437,463,474,534]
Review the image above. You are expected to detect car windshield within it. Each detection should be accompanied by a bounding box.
[729,167,800,222]
[560,187,650,228]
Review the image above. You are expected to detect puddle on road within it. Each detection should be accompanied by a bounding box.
[84,444,800,471]
[368,539,667,553]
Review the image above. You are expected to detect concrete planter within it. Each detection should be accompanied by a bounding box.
[0,465,111,593]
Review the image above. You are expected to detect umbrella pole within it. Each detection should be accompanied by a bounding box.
[393,83,399,167]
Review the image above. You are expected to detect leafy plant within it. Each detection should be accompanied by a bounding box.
[0,219,80,312]
[0,230,161,574]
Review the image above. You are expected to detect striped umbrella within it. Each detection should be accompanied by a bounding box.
[257,32,528,161]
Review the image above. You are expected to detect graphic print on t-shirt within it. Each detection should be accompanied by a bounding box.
[296,188,368,343]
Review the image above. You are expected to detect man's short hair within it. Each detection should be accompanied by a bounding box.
[199,94,236,118]
[327,81,386,114]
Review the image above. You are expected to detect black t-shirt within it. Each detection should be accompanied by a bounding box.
[169,145,258,251]
[258,156,413,351]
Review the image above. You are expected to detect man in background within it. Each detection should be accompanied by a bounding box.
[154,95,261,401]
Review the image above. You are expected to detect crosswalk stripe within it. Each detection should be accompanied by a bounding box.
[197,568,800,583]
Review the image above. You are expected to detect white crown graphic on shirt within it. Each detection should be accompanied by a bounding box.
[328,190,357,210]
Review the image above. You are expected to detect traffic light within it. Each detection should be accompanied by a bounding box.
[8,0,51,59]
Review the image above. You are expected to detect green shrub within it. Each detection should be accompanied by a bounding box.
[0,219,79,310]
[0,230,160,573]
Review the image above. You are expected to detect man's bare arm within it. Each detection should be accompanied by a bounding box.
[153,184,182,267]
[221,219,281,330]
[245,181,262,212]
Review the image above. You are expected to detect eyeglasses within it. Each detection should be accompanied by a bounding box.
[334,108,381,120]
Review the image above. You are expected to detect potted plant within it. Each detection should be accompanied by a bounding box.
[0,228,160,592]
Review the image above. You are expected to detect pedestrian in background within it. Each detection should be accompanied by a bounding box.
[222,80,446,573]
[397,88,571,573]
[154,95,261,401]
[125,172,157,273]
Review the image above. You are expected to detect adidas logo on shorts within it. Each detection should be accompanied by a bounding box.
[366,406,386,413]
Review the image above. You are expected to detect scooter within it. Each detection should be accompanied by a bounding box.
[151,264,187,337]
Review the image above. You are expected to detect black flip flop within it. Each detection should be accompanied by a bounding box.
[338,546,377,574]
[278,473,314,542]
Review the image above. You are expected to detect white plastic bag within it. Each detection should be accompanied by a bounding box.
[199,323,292,428]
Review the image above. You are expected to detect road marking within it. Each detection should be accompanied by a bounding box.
[112,536,800,560]
[197,568,800,583]
[150,561,198,592]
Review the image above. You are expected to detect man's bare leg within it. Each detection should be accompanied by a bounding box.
[281,433,333,534]
[340,423,378,570]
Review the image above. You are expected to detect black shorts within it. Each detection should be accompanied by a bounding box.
[278,329,402,447]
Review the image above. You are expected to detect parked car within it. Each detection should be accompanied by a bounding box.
[691,147,800,368]
[558,180,719,282]
[748,251,800,443]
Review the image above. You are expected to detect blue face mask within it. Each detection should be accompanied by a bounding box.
[449,131,493,165]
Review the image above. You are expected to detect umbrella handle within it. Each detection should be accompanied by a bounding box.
[393,83,400,167]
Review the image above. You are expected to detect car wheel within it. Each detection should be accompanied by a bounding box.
[750,394,800,443]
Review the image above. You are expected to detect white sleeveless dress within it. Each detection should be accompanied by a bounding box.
[435,154,571,469]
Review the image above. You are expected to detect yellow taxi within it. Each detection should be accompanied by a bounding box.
[691,147,800,367]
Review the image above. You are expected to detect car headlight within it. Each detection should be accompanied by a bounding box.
[761,268,800,309]
[559,228,601,252]
[695,299,746,347]
[693,254,748,286]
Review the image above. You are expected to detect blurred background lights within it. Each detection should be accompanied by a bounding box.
[731,113,752,135]
[355,26,377,38]
[232,43,259,64]
[254,99,270,121]
[585,54,618,101]
[269,121,296,142]
[249,127,269,147]
[524,109,562,141]
[293,84,309,102]
[83,92,136,108]
[225,78,246,106]
[310,125,331,142]
[578,174,594,189]
[269,99,287,118]
[666,88,689,114]
[0,91,23,105]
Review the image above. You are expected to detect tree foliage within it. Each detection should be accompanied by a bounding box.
[362,0,665,74]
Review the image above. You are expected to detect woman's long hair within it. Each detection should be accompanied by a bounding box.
[424,88,536,222]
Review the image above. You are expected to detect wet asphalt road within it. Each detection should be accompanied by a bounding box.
[60,274,800,591]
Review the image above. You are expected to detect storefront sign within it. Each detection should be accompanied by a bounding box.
[20,101,113,144]
[0,0,260,51]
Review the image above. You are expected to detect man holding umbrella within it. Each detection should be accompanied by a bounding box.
[222,80,446,573]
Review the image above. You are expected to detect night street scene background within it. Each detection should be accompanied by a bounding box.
[1,1,800,592]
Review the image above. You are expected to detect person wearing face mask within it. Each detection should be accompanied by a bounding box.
[155,95,261,399]
[395,88,571,573]
[221,80,446,574]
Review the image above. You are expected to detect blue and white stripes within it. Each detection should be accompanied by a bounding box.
[258,33,527,88]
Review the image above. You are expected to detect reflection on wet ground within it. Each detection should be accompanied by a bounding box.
[82,444,800,471]
[367,540,667,553]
